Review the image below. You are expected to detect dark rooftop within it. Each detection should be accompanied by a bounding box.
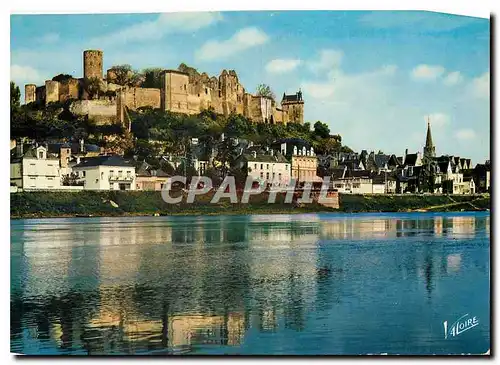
[73,155,134,169]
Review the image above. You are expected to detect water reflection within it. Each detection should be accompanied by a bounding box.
[11,213,490,355]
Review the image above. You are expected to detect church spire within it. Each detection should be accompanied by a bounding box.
[424,116,436,158]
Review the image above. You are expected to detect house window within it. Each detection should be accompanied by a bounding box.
[82,171,86,177]
[254,164,257,170]
[127,171,131,178]
[260,164,263,169]
[48,177,53,181]
[266,172,270,180]
[178,102,181,109]
[273,172,275,179]
[110,170,114,176]
[39,151,44,159]
[95,179,99,183]
[118,170,123,177]
[286,165,288,170]
[266,164,269,170]
[101,172,104,180]
[278,173,282,180]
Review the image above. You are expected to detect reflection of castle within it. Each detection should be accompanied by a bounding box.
[25,50,305,126]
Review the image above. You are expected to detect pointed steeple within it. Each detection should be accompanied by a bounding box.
[424,116,436,158]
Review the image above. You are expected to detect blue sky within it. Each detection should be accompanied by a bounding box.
[10,11,490,163]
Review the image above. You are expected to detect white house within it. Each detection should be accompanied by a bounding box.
[72,155,136,190]
[10,145,62,190]
[239,150,291,187]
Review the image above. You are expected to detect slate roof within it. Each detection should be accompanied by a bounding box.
[243,151,289,163]
[404,153,419,166]
[281,90,303,103]
[136,161,170,177]
[47,142,100,155]
[437,161,450,174]
[73,155,134,168]
[373,154,391,168]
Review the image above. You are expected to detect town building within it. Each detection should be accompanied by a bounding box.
[272,138,320,183]
[135,161,170,191]
[235,149,291,187]
[72,155,136,190]
[10,144,62,190]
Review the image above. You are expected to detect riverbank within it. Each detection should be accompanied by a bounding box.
[10,191,490,219]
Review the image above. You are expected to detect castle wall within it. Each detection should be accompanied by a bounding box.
[36,86,46,103]
[273,108,286,124]
[25,84,36,104]
[58,78,80,102]
[84,50,103,80]
[45,80,59,103]
[70,100,117,125]
[124,87,161,109]
[161,71,191,114]
[218,70,245,116]
[246,96,273,123]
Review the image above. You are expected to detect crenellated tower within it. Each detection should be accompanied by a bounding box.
[281,89,304,124]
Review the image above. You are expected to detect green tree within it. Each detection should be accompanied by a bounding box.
[141,68,164,89]
[52,74,73,83]
[83,77,103,99]
[313,121,330,139]
[108,65,142,86]
[256,84,276,100]
[10,81,20,108]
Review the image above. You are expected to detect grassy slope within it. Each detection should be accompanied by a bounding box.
[10,191,490,218]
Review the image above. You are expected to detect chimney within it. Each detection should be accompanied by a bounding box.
[16,141,23,157]
[405,149,408,157]
[80,139,84,153]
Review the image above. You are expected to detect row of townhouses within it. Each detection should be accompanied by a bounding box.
[10,123,490,194]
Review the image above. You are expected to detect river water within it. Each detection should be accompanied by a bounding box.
[10,212,490,355]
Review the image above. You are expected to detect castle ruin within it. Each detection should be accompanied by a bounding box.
[25,50,305,126]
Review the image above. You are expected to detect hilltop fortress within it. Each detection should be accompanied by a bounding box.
[24,50,305,126]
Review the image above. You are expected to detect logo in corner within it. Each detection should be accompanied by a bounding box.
[443,314,479,339]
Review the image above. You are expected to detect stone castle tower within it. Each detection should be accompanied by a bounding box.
[281,90,304,124]
[83,50,103,79]
[24,84,36,104]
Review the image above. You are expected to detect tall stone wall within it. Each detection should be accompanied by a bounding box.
[124,87,161,109]
[84,50,103,79]
[25,84,36,104]
[36,86,46,103]
[70,99,117,125]
[247,96,274,123]
[45,80,59,103]
[58,78,80,102]
[161,71,191,114]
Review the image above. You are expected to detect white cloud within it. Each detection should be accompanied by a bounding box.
[11,64,48,86]
[38,32,60,44]
[471,72,489,99]
[426,113,450,127]
[301,64,397,102]
[308,49,343,73]
[455,128,476,141]
[411,64,445,81]
[443,71,464,86]
[196,27,269,61]
[90,12,222,46]
[265,59,301,74]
